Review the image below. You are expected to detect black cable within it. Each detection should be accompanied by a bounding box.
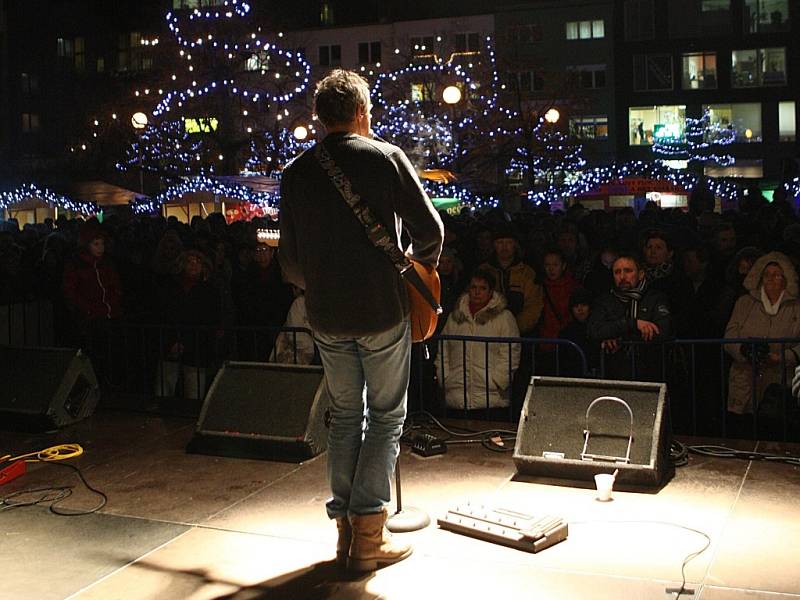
[405,410,518,451]
[671,440,690,467]
[687,444,800,466]
[0,461,107,516]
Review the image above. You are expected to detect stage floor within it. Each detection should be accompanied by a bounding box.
[1,408,799,600]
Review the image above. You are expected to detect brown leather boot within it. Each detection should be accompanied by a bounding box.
[335,517,351,567]
[348,508,412,572]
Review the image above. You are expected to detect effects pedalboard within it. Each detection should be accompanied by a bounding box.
[409,433,447,457]
[438,503,568,553]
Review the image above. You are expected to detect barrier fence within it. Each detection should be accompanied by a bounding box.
[2,302,798,442]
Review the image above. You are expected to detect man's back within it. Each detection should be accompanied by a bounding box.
[280,132,442,337]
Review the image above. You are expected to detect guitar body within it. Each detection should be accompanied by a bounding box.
[405,259,442,343]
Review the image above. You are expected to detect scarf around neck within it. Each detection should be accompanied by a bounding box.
[612,277,648,319]
[760,286,785,316]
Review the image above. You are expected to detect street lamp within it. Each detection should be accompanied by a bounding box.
[544,108,560,124]
[293,125,308,141]
[131,112,148,195]
[442,85,462,105]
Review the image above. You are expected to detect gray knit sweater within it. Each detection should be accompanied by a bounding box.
[279,132,443,336]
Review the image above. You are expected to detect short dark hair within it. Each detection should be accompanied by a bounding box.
[313,69,371,128]
[470,267,497,291]
[642,228,673,251]
[613,253,645,272]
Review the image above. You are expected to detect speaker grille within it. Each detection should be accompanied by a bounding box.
[513,376,673,488]
[200,363,325,438]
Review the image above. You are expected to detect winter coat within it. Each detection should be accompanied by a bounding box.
[436,291,521,409]
[587,282,672,381]
[724,251,800,414]
[279,132,443,336]
[157,275,223,368]
[539,273,579,348]
[481,257,543,335]
[62,250,123,323]
[271,295,316,365]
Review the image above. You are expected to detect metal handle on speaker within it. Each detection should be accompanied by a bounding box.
[580,396,634,464]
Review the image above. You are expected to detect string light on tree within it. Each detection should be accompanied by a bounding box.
[0,183,97,215]
[651,108,736,166]
[129,175,279,216]
[525,160,741,207]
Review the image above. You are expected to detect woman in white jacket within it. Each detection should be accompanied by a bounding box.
[436,267,521,411]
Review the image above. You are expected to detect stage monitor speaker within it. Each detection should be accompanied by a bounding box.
[513,376,673,489]
[187,362,328,462]
[0,345,99,432]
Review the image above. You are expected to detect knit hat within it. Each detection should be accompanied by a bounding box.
[569,287,594,308]
[78,219,107,247]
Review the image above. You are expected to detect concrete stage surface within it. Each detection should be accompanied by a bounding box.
[1,408,799,600]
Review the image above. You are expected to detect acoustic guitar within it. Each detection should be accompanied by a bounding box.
[404,259,442,343]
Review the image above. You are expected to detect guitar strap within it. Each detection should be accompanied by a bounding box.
[314,142,442,314]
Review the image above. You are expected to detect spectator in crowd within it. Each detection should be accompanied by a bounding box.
[151,229,184,286]
[481,224,542,336]
[270,285,316,365]
[62,219,124,383]
[536,247,579,374]
[642,229,692,327]
[482,223,542,414]
[558,287,597,377]
[724,251,800,428]
[435,246,465,332]
[717,246,764,331]
[0,233,32,303]
[231,240,293,360]
[583,245,618,299]
[679,242,725,339]
[154,249,222,400]
[555,221,591,282]
[436,267,520,416]
[587,253,672,381]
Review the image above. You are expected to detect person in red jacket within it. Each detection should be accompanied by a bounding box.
[536,247,579,374]
[62,218,124,385]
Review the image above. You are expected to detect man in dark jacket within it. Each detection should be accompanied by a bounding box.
[587,254,672,381]
[279,69,443,572]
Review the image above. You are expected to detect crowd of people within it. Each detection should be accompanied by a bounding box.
[1,185,800,435]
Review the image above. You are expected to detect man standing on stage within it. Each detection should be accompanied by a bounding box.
[279,69,443,571]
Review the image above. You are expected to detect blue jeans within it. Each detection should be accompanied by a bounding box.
[314,319,411,519]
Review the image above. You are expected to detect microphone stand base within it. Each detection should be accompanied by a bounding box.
[386,506,431,533]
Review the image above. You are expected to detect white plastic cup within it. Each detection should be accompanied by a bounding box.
[594,473,615,502]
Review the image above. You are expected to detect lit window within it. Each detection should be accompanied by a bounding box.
[566,20,605,40]
[410,82,435,102]
[704,103,762,142]
[779,101,795,141]
[682,53,717,90]
[732,47,786,87]
[569,116,608,140]
[744,0,789,33]
[628,105,686,146]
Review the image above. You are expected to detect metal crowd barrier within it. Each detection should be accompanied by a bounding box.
[3,306,798,441]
